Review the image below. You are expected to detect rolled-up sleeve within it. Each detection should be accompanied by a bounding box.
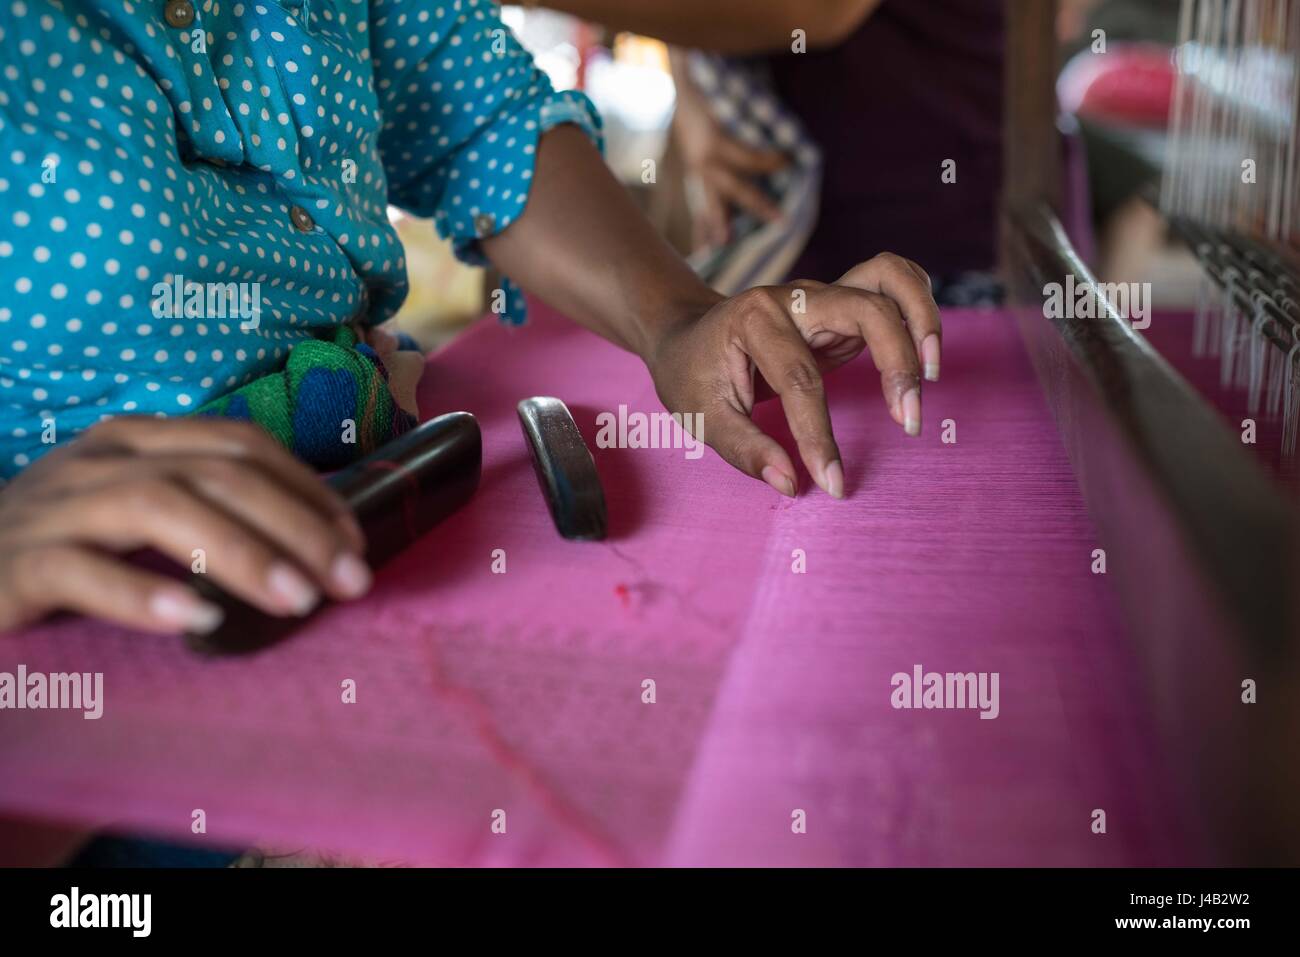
[369,0,602,319]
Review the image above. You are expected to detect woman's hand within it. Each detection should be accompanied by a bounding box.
[0,417,371,636]
[647,254,942,498]
[672,60,789,249]
[480,128,940,496]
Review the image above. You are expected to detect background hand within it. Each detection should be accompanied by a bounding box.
[672,66,790,249]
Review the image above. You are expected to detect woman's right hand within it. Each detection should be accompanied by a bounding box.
[0,417,372,637]
[671,59,790,249]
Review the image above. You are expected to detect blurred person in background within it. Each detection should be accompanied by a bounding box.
[544,1,1006,305]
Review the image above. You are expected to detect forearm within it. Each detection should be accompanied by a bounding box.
[541,0,880,53]
[481,124,723,360]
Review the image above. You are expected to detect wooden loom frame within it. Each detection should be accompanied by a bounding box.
[1001,0,1300,864]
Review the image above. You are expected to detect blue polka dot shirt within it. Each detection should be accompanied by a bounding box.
[0,0,602,477]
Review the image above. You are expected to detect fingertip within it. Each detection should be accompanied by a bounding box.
[922,333,941,382]
[267,562,320,617]
[329,552,373,601]
[149,586,224,635]
[885,391,904,427]
[902,388,921,437]
[760,464,797,498]
[824,460,845,499]
[804,454,842,498]
[882,370,921,430]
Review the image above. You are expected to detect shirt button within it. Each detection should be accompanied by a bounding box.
[289,205,316,232]
[164,0,195,28]
[474,213,496,237]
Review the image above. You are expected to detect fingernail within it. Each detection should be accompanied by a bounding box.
[331,552,372,599]
[902,388,921,437]
[151,588,224,634]
[922,334,941,382]
[761,465,796,497]
[268,562,319,615]
[824,460,844,499]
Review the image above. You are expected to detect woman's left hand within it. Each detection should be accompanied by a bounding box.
[646,254,942,499]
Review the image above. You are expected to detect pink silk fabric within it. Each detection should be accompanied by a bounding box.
[0,305,1190,865]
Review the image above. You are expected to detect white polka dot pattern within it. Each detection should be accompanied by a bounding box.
[0,0,603,476]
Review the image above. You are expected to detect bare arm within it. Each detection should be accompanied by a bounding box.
[482,124,723,361]
[482,125,942,500]
[539,0,882,53]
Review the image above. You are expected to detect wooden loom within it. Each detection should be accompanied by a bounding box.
[1002,0,1300,864]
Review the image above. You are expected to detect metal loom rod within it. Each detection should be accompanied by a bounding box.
[1171,217,1300,354]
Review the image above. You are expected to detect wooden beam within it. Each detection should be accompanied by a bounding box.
[1003,0,1062,225]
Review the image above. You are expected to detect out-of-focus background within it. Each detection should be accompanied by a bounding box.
[391,7,684,346]
[1056,0,1202,306]
[393,0,1199,346]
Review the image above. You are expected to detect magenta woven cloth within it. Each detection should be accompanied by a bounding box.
[0,305,1189,865]
[1140,310,1298,488]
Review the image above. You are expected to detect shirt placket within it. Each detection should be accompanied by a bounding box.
[160,0,245,166]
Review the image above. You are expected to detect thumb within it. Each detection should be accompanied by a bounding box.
[701,400,799,497]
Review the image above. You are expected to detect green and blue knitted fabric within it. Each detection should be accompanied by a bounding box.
[195,326,417,471]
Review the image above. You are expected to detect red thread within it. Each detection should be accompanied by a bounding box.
[424,639,632,866]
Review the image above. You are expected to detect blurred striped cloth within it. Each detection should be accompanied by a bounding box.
[683,52,822,294]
